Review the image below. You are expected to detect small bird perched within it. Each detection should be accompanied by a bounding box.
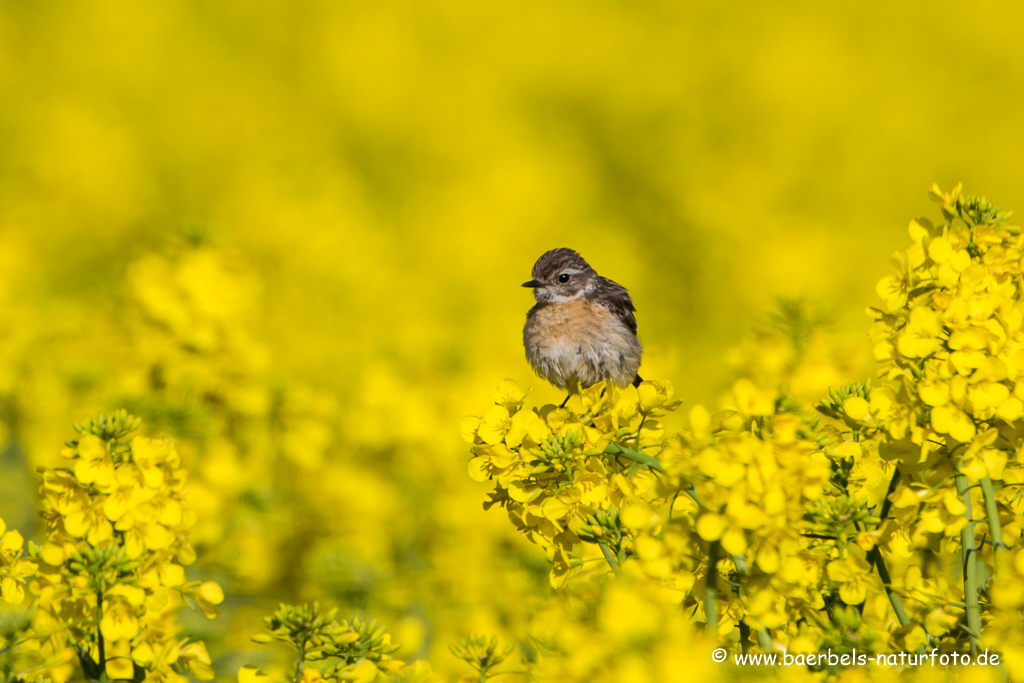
[522,248,643,400]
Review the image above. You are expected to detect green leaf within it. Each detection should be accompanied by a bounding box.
[603,442,665,473]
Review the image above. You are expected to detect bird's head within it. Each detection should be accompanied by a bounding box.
[522,248,598,303]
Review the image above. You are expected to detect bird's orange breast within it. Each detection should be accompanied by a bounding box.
[527,297,609,342]
[523,298,641,390]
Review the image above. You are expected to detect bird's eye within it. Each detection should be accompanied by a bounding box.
[558,273,570,283]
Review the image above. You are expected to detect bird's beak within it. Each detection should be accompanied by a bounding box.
[522,279,544,288]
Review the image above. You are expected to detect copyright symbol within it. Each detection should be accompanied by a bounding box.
[712,648,727,663]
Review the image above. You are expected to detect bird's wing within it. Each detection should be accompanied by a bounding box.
[598,277,638,335]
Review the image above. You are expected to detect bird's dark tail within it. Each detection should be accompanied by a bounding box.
[632,374,643,388]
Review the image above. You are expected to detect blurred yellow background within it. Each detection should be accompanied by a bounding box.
[2,0,1024,679]
[4,1,1024,402]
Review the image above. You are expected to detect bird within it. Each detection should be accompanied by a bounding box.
[522,248,642,404]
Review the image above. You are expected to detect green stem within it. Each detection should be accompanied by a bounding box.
[875,467,900,529]
[739,622,750,654]
[955,472,981,656]
[597,539,620,573]
[95,580,105,672]
[705,541,719,634]
[294,642,306,683]
[635,409,646,451]
[868,547,910,627]
[757,629,772,652]
[866,468,909,626]
[980,476,1006,551]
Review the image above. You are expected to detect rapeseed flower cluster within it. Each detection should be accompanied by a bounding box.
[464,187,1024,680]
[1,410,222,683]
[462,379,678,588]
[465,377,842,653]
[245,602,438,683]
[1,520,35,607]
[853,184,1024,664]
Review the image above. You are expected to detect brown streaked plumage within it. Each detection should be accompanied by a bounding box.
[522,248,643,393]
